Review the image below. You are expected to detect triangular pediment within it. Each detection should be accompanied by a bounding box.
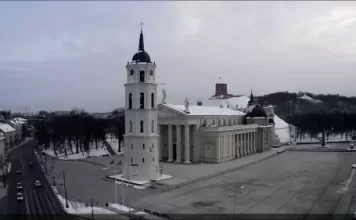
[158,103,186,118]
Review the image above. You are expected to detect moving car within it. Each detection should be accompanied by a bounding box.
[17,192,24,201]
[16,183,23,191]
[34,180,42,188]
[16,170,21,175]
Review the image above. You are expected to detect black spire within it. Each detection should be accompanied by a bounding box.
[139,29,144,51]
[248,87,254,106]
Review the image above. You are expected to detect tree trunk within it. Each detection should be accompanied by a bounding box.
[75,137,79,154]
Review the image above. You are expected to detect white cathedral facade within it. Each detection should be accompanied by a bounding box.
[123,29,274,182]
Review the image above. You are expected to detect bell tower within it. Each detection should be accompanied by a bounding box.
[123,26,159,181]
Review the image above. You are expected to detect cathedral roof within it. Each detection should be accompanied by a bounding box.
[132,30,151,63]
[161,103,245,116]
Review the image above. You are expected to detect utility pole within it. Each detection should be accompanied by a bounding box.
[63,172,69,208]
[91,198,94,220]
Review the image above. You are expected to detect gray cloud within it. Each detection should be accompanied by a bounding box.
[1,1,356,112]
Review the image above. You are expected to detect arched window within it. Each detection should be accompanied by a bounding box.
[140,71,145,82]
[151,120,154,133]
[129,120,132,133]
[131,144,133,149]
[212,120,216,125]
[151,93,154,108]
[140,120,144,133]
[218,120,221,126]
[128,93,132,109]
[140,92,144,109]
[142,158,145,163]
[130,69,134,76]
[130,158,133,163]
[223,119,226,126]
[143,144,145,149]
[228,119,231,126]
[234,119,237,125]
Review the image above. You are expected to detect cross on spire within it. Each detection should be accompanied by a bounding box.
[140,21,144,32]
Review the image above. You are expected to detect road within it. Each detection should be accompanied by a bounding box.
[6,139,86,220]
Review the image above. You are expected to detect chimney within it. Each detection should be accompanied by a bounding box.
[215,83,228,97]
[197,99,203,106]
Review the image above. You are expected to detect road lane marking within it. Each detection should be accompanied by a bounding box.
[23,187,31,219]
[32,188,43,217]
[44,189,56,219]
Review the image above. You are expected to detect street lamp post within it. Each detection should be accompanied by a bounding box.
[228,186,245,214]
[91,198,94,220]
[62,172,69,208]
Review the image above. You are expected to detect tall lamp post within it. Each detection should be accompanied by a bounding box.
[228,186,245,214]
[62,171,69,208]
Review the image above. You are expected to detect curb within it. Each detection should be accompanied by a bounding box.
[156,149,287,191]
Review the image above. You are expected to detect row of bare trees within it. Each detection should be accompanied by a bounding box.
[34,109,125,157]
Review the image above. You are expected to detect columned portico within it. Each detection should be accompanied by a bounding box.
[184,124,191,164]
[175,125,182,163]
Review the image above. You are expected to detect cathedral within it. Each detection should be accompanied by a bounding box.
[123,29,273,182]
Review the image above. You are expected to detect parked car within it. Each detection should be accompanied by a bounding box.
[34,180,42,188]
[17,192,24,201]
[16,183,23,191]
[16,170,21,175]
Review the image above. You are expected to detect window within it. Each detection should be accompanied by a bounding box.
[131,144,133,150]
[128,93,132,109]
[153,157,154,162]
[152,144,154,149]
[130,158,133,163]
[213,120,215,125]
[228,119,231,126]
[140,71,145,82]
[234,119,237,125]
[129,121,132,133]
[218,120,221,126]
[143,144,145,150]
[223,119,226,126]
[140,120,144,133]
[151,120,154,133]
[149,70,154,76]
[204,120,207,126]
[140,93,144,109]
[130,69,134,76]
[151,93,154,108]
[142,158,145,163]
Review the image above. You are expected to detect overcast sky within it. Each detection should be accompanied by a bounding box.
[1,1,356,113]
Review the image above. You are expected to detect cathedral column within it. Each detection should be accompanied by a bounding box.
[252,132,257,153]
[184,124,191,164]
[167,124,173,162]
[247,133,251,155]
[241,134,244,157]
[236,134,240,158]
[244,133,248,156]
[175,125,182,163]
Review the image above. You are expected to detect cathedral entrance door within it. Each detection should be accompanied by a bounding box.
[173,144,177,161]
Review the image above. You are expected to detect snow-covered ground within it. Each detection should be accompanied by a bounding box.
[299,94,322,104]
[106,136,124,155]
[44,143,110,160]
[108,203,133,212]
[108,174,173,188]
[274,114,292,143]
[52,186,116,214]
[297,134,350,143]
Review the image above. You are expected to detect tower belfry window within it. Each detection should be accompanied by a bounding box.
[151,93,154,108]
[128,93,132,109]
[140,71,145,82]
[140,93,144,109]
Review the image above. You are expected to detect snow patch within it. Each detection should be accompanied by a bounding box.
[106,136,124,155]
[299,94,322,104]
[44,144,110,160]
[52,186,116,214]
[108,203,134,213]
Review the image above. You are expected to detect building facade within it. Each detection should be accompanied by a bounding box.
[123,29,160,181]
[157,102,273,164]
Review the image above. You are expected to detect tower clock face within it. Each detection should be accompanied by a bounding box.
[149,70,154,76]
[130,69,134,75]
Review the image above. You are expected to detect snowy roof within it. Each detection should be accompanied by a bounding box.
[299,94,322,104]
[0,123,16,133]
[204,96,250,109]
[164,103,245,116]
[14,117,27,122]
